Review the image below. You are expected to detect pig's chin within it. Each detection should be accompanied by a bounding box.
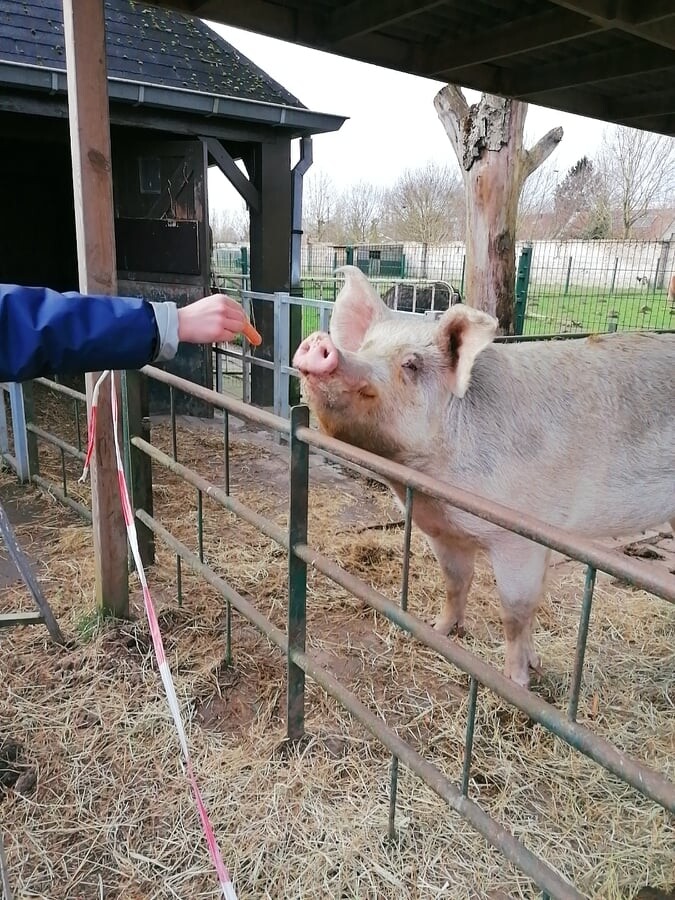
[302,377,403,460]
[300,374,373,417]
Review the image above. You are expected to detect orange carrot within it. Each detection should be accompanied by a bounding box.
[241,319,262,346]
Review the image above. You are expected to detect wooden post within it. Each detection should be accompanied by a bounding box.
[249,139,292,407]
[62,0,129,616]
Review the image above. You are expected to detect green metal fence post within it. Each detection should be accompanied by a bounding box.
[609,257,619,295]
[568,566,597,722]
[287,404,309,740]
[564,255,573,295]
[514,244,533,336]
[240,245,248,276]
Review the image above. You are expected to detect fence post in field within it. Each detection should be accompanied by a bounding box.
[655,237,671,291]
[514,244,532,335]
[610,257,619,294]
[564,255,573,295]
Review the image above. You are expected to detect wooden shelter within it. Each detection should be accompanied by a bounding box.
[0,0,345,410]
[0,0,344,614]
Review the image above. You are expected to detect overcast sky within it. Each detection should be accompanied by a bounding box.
[206,22,610,213]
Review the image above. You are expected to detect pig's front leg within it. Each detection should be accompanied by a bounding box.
[425,535,477,636]
[489,540,550,688]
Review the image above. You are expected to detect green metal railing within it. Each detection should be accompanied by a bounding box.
[119,363,673,900]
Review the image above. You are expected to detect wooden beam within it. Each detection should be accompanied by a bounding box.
[202,136,261,211]
[549,0,673,24]
[502,47,675,97]
[610,87,675,120]
[62,0,129,618]
[329,0,445,44]
[615,112,675,133]
[421,8,602,77]
[162,0,416,70]
[166,0,312,42]
[548,0,675,50]
[518,85,611,120]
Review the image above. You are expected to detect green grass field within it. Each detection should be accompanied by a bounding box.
[522,287,674,335]
[298,283,675,338]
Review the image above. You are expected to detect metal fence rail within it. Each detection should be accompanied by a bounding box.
[121,363,673,899]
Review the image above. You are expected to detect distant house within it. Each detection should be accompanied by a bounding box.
[0,0,345,408]
[626,208,675,241]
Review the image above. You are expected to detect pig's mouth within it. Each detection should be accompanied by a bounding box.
[302,372,378,402]
[298,375,405,459]
[300,373,378,411]
[294,332,380,417]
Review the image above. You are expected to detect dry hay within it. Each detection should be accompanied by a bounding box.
[0,402,673,900]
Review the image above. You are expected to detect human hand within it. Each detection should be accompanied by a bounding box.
[177,294,262,345]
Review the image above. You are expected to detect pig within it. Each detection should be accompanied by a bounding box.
[293,266,675,688]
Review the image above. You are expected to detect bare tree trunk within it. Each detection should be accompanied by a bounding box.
[435,88,562,333]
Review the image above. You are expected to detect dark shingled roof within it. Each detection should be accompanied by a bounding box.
[0,0,305,109]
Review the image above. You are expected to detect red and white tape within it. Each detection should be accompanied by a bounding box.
[80,371,237,900]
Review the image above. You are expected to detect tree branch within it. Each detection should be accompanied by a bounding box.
[434,84,469,175]
[434,83,469,121]
[521,126,564,181]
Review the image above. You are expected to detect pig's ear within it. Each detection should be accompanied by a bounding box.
[436,306,497,398]
[330,265,390,351]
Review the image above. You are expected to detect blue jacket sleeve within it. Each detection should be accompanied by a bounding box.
[0,285,162,382]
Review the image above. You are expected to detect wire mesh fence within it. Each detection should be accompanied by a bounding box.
[211,238,675,335]
[523,239,674,334]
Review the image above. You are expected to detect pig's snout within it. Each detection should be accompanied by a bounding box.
[293,333,339,376]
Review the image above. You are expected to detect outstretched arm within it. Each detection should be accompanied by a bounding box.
[0,285,258,383]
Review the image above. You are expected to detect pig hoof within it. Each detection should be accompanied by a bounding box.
[432,615,465,637]
[504,652,542,688]
[504,663,530,689]
[529,654,543,677]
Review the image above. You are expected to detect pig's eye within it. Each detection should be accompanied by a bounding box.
[401,355,420,375]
